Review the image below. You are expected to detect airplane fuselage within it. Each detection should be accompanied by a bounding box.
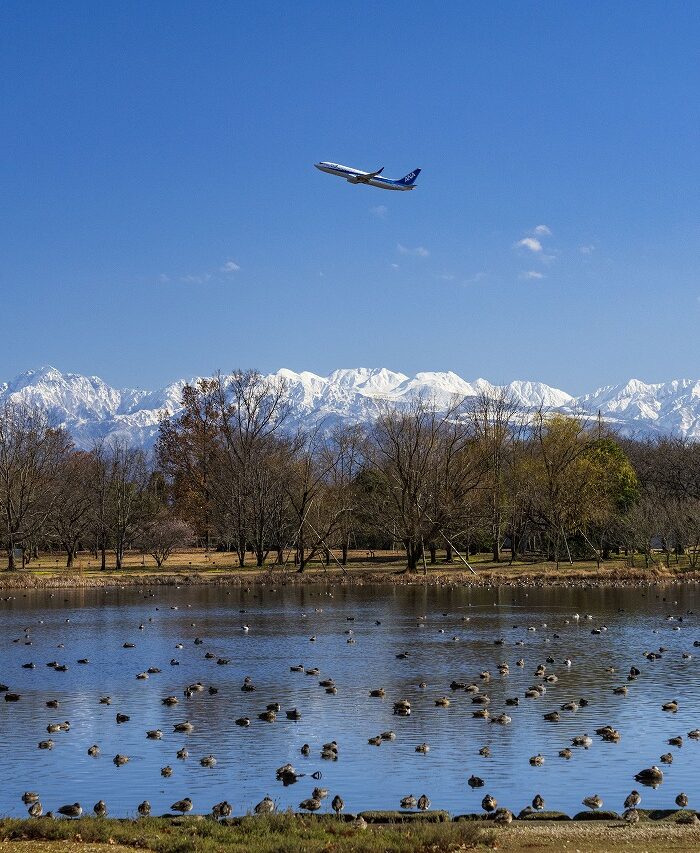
[315,162,420,191]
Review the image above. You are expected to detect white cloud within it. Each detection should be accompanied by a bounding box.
[158,273,170,283]
[579,244,595,254]
[221,260,240,273]
[464,272,487,285]
[514,237,543,253]
[370,205,388,218]
[397,243,429,257]
[533,224,552,236]
[521,270,544,280]
[436,273,456,281]
[390,263,400,269]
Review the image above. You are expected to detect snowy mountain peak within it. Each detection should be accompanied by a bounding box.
[1,365,700,448]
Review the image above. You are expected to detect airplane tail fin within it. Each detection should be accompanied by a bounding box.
[399,168,421,186]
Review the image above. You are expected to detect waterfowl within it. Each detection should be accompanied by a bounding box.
[571,734,592,748]
[22,793,40,804]
[493,807,513,824]
[212,801,232,819]
[505,697,520,706]
[624,808,640,824]
[93,800,108,817]
[300,743,310,755]
[468,775,484,788]
[435,696,450,707]
[173,720,194,733]
[676,792,689,808]
[668,735,683,747]
[662,699,679,712]
[115,713,129,724]
[299,797,321,812]
[613,686,628,696]
[393,699,411,716]
[353,815,368,830]
[624,790,641,809]
[170,797,192,813]
[137,801,151,817]
[146,729,163,739]
[544,711,560,722]
[582,794,603,811]
[417,794,430,811]
[561,701,579,712]
[529,753,545,766]
[38,739,54,750]
[113,754,129,766]
[473,708,490,719]
[482,794,497,813]
[200,754,217,767]
[415,742,430,753]
[87,744,100,757]
[559,748,573,759]
[479,745,491,757]
[254,796,275,814]
[380,730,396,741]
[532,794,545,811]
[368,735,382,746]
[162,696,179,706]
[286,708,302,720]
[635,765,664,785]
[28,801,42,817]
[472,694,490,705]
[58,803,82,818]
[491,713,512,726]
[46,700,59,709]
[688,729,700,739]
[312,787,329,800]
[235,717,250,727]
[99,697,111,705]
[400,795,417,810]
[176,747,188,760]
[161,765,173,777]
[660,752,673,764]
[258,710,276,722]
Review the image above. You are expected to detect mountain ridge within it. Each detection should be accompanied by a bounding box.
[1,364,699,448]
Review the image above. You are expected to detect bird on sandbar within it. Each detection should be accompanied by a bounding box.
[582,794,603,811]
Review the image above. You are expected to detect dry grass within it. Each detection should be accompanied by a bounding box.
[2,547,693,589]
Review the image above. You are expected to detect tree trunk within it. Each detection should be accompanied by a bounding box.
[341,544,348,566]
[66,547,75,568]
[276,546,284,565]
[428,543,437,565]
[445,543,453,563]
[100,545,107,571]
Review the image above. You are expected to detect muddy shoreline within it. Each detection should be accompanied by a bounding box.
[0,565,697,590]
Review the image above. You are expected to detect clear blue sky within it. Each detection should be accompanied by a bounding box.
[2,1,699,394]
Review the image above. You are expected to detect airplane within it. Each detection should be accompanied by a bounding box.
[314,161,421,191]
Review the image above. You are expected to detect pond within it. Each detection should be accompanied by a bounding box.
[0,582,698,818]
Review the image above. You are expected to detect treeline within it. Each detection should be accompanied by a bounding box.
[1,371,699,571]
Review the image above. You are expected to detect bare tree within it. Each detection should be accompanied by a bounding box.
[365,396,481,572]
[0,403,70,569]
[138,514,192,567]
[468,388,522,562]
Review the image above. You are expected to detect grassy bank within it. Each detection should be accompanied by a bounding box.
[1,548,697,589]
[1,814,699,853]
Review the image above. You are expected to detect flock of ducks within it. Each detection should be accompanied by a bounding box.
[2,587,699,821]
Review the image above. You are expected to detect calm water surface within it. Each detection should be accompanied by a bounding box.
[1,582,698,818]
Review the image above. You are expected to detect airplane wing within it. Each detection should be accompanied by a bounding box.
[355,167,384,183]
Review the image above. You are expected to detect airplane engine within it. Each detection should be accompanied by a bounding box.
[346,175,360,184]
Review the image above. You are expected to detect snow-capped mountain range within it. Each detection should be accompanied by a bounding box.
[1,365,700,449]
